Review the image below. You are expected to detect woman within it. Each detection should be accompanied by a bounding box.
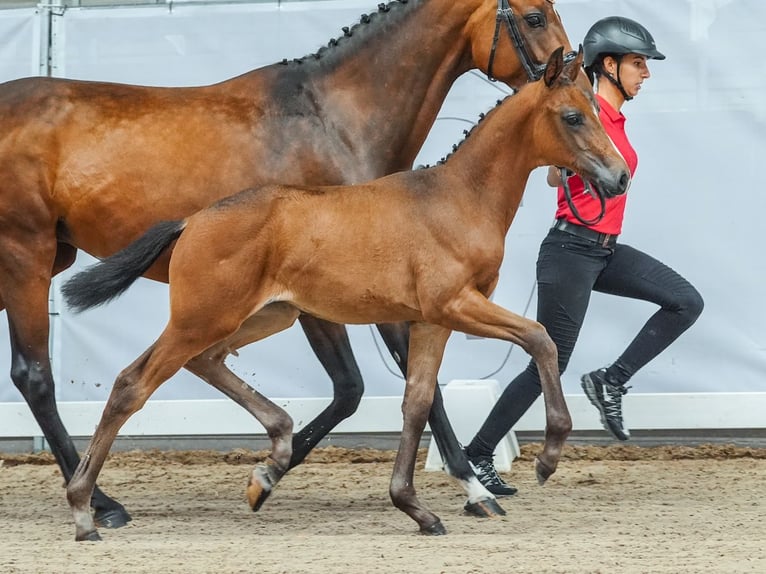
[463,16,704,496]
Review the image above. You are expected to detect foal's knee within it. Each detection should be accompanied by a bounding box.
[524,321,557,365]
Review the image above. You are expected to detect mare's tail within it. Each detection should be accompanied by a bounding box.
[62,220,186,313]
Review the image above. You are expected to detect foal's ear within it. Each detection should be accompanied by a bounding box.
[564,45,585,83]
[543,46,565,88]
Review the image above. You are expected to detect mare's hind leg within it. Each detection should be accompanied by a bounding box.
[376,323,504,518]
[0,242,130,528]
[389,322,452,534]
[290,315,364,468]
[184,303,300,511]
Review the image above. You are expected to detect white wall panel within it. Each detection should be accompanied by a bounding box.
[0,8,38,82]
[0,1,764,434]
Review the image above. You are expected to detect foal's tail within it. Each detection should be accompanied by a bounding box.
[62,220,186,313]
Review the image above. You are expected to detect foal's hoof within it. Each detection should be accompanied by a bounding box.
[463,497,507,518]
[94,507,132,529]
[420,520,447,536]
[76,530,102,542]
[247,462,283,512]
[535,457,556,485]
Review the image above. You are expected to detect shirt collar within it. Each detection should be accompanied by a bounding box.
[596,93,624,124]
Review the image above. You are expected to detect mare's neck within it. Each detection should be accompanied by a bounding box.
[305,0,479,179]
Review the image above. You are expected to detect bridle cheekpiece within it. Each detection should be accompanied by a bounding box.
[487,0,576,84]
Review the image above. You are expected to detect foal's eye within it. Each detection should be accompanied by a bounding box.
[524,13,546,28]
[563,113,583,126]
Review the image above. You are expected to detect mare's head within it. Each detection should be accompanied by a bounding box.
[524,46,630,198]
[467,0,587,90]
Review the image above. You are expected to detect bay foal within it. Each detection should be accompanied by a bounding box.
[64,47,629,538]
[0,0,577,525]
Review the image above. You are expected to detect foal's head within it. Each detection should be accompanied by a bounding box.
[526,46,630,198]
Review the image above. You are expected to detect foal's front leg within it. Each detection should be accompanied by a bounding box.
[388,322,452,535]
[434,289,572,483]
[376,323,505,517]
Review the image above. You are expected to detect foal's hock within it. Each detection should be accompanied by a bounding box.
[63,47,629,540]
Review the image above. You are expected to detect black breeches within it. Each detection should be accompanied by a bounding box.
[468,228,704,454]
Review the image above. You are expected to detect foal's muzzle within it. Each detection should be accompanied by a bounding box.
[587,168,630,199]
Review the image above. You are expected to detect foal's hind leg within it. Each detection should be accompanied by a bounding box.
[376,323,504,518]
[67,318,242,541]
[0,242,130,528]
[184,303,300,511]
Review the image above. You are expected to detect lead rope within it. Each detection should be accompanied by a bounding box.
[560,168,606,226]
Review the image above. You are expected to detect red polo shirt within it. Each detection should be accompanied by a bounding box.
[554,94,638,235]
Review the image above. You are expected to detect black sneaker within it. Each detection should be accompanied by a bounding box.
[581,369,630,441]
[464,449,518,496]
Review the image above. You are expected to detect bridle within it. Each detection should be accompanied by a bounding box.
[487,1,603,224]
[487,0,576,83]
[559,168,607,226]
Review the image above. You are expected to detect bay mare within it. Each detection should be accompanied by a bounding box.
[62,48,630,539]
[0,0,581,527]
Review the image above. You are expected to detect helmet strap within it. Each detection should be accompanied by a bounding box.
[602,57,633,102]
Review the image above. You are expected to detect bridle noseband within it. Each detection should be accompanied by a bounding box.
[487,0,576,84]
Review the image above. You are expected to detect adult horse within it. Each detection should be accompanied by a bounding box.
[62,47,630,539]
[0,0,578,526]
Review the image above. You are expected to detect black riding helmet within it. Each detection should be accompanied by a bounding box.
[583,16,665,100]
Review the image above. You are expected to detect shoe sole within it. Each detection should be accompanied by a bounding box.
[484,485,518,497]
[580,374,629,441]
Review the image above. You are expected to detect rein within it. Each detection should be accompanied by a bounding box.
[487,0,576,83]
[559,168,606,226]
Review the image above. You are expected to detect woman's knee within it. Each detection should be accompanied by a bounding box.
[676,283,704,326]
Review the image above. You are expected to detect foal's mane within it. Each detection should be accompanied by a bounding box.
[415,95,515,169]
[278,0,418,69]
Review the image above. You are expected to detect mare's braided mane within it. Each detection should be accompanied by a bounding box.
[278,0,415,66]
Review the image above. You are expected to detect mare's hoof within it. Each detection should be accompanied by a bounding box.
[94,507,132,529]
[247,463,282,512]
[420,520,447,536]
[535,457,556,485]
[76,530,102,542]
[463,497,507,518]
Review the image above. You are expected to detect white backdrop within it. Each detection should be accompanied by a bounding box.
[0,0,764,435]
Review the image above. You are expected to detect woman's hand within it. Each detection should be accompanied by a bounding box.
[547,166,575,187]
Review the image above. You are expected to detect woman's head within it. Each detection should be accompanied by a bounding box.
[582,16,664,102]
